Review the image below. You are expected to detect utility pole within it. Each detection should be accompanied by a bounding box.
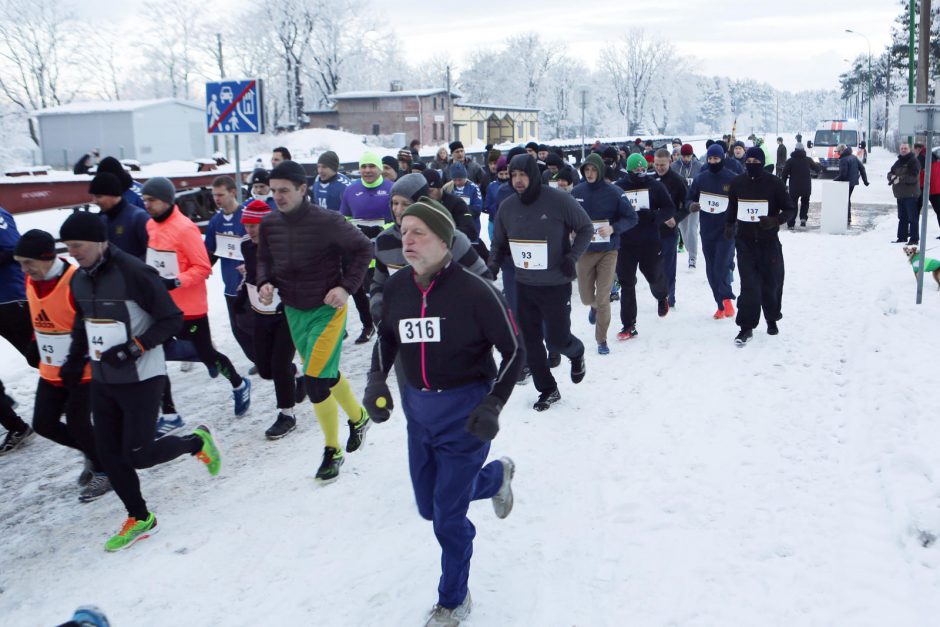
[917,0,931,104]
[580,89,588,163]
[215,33,224,155]
[909,0,916,145]
[445,65,452,143]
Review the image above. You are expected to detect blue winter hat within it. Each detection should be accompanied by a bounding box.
[706,144,725,160]
[745,146,765,164]
[449,162,468,180]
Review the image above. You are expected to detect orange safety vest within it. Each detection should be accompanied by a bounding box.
[25,263,91,384]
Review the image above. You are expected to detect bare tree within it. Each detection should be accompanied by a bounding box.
[142,0,207,99]
[266,0,314,128]
[602,29,677,134]
[506,33,560,107]
[0,0,80,144]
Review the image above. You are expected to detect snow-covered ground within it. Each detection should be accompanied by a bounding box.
[3,147,940,626]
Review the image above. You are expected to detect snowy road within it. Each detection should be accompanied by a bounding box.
[2,152,940,626]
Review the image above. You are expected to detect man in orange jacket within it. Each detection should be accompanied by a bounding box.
[14,229,112,502]
[141,177,251,432]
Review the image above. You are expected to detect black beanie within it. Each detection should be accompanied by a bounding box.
[14,229,56,260]
[96,156,133,190]
[381,155,399,170]
[60,211,107,243]
[422,169,443,189]
[448,141,464,152]
[89,172,123,197]
[525,141,539,152]
[249,168,269,185]
[507,146,526,160]
[269,160,308,185]
[317,151,340,171]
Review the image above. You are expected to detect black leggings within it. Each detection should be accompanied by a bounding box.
[253,314,297,409]
[178,316,242,388]
[0,300,39,368]
[617,241,668,327]
[33,379,101,471]
[92,378,201,519]
[0,379,28,433]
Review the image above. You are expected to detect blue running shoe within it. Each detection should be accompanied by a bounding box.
[71,605,111,627]
[233,378,251,417]
[206,364,219,378]
[588,307,596,325]
[597,342,610,355]
[155,414,184,438]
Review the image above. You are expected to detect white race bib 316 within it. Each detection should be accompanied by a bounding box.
[398,317,441,343]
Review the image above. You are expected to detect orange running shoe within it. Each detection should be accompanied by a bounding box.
[722,299,736,317]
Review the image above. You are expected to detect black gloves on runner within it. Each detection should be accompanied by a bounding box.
[100,339,144,368]
[560,255,577,280]
[758,215,779,230]
[59,355,87,388]
[363,372,393,423]
[723,223,735,240]
[465,394,503,441]
[162,277,180,291]
[486,259,500,280]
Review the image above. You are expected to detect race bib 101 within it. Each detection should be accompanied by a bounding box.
[398,317,441,343]
[623,189,650,210]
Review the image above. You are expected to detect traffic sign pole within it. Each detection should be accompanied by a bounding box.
[235,136,242,204]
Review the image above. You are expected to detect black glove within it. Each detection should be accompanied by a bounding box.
[758,215,779,230]
[689,201,701,213]
[560,255,577,279]
[59,355,87,388]
[864,180,870,187]
[486,259,500,280]
[465,394,503,441]
[363,372,393,423]
[162,277,180,291]
[100,339,144,369]
[723,223,735,240]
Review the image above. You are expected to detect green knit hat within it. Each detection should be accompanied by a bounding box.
[626,153,647,172]
[401,196,455,248]
[360,151,382,168]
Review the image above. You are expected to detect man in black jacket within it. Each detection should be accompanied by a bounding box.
[652,149,688,308]
[724,147,795,346]
[615,153,675,338]
[490,154,594,411]
[60,212,221,551]
[833,146,870,225]
[780,144,822,228]
[364,199,523,626]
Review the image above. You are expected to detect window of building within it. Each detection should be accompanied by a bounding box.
[372,101,378,112]
[529,122,536,137]
[372,123,380,135]
[432,97,437,111]
[518,123,524,138]
[433,122,438,140]
[477,121,484,140]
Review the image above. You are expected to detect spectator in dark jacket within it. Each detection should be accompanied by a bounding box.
[889,144,922,244]
[780,145,822,228]
[833,146,869,224]
[775,138,787,176]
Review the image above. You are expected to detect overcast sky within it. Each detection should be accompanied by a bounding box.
[85,0,899,93]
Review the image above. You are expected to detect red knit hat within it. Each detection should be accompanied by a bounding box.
[644,154,655,164]
[680,143,694,156]
[241,200,271,224]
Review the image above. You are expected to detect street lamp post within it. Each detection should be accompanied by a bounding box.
[845,29,872,156]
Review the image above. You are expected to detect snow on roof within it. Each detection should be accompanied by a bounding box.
[458,102,541,112]
[34,98,203,116]
[330,88,461,100]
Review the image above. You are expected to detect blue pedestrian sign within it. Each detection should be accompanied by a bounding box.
[206,79,264,134]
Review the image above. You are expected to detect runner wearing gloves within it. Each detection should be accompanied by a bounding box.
[363,199,523,627]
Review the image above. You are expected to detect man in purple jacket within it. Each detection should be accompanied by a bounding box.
[340,151,393,344]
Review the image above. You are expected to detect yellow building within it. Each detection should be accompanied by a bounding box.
[451,103,540,146]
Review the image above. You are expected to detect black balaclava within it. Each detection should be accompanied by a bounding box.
[508,154,542,205]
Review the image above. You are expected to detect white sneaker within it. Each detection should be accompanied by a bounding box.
[425,593,471,627]
[179,361,193,372]
[492,457,515,519]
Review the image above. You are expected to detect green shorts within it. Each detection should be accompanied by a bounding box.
[284,303,348,379]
